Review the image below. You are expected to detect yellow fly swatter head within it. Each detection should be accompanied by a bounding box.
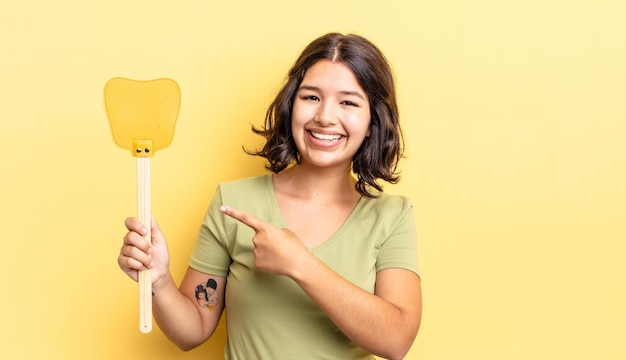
[104,77,180,156]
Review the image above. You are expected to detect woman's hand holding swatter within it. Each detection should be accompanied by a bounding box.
[118,216,171,292]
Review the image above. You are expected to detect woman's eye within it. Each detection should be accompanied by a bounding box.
[341,100,358,107]
[301,95,319,101]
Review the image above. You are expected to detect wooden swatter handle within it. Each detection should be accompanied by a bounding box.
[137,157,152,333]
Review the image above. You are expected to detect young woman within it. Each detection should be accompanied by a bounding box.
[118,32,422,360]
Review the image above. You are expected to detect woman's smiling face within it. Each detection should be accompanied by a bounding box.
[291,59,371,170]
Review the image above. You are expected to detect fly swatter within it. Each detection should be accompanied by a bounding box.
[104,77,180,333]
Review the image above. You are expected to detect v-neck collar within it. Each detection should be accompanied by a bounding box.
[262,174,366,252]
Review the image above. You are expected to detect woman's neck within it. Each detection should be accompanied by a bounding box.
[273,164,359,203]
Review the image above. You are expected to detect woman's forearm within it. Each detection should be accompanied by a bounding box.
[151,274,220,351]
[290,254,422,360]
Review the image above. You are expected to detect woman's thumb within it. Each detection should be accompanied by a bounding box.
[150,215,166,245]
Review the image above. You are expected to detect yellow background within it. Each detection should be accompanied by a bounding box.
[1,1,624,359]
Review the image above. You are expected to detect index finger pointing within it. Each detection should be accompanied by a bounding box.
[219,205,268,232]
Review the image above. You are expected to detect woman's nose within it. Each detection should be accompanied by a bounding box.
[315,102,337,126]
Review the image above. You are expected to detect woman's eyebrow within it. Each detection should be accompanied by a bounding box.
[298,85,320,92]
[339,90,365,99]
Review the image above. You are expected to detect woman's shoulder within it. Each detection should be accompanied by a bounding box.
[360,192,414,218]
[367,191,413,207]
[213,174,277,221]
[218,174,271,191]
[215,174,272,203]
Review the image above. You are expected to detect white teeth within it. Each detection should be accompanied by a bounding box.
[310,131,342,141]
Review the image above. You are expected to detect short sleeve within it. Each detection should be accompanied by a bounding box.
[375,197,420,277]
[189,186,232,277]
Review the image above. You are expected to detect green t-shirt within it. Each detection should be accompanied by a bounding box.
[190,174,419,359]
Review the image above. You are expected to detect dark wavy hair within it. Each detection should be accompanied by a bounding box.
[248,32,404,198]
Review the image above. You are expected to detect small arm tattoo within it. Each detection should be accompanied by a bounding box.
[194,278,220,310]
